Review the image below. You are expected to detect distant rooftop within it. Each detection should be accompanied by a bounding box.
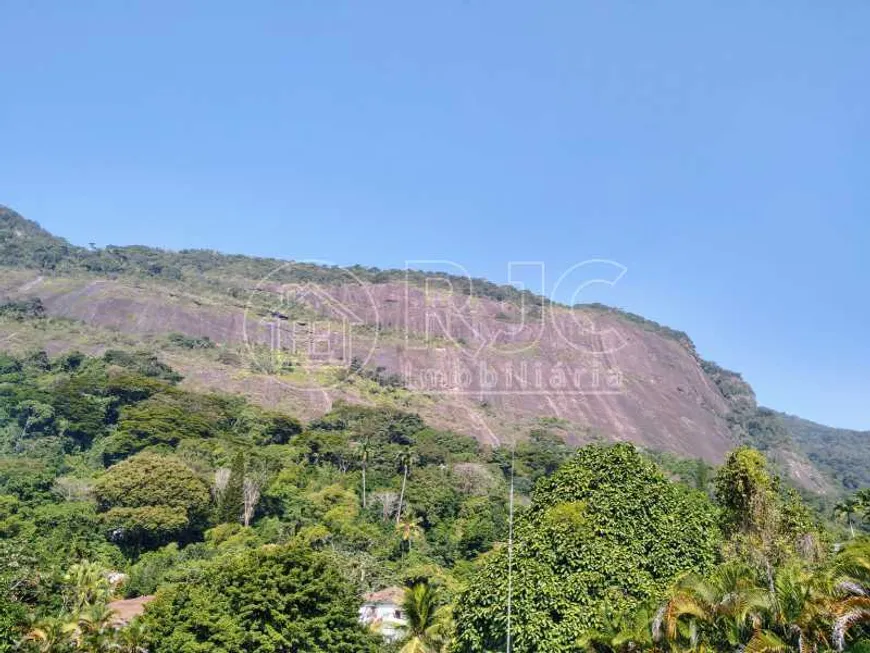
[107,595,155,626]
[363,586,405,605]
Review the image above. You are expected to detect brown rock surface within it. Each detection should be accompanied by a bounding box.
[3,273,735,461]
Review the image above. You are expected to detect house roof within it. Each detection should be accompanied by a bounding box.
[363,586,405,605]
[107,595,155,625]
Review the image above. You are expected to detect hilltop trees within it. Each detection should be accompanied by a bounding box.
[3,350,505,648]
[101,394,217,464]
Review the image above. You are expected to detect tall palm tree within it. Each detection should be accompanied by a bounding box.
[64,561,112,615]
[359,438,370,510]
[400,581,449,653]
[578,604,658,652]
[355,415,380,511]
[855,491,870,525]
[395,451,416,524]
[24,561,123,653]
[832,597,870,653]
[836,498,861,539]
[396,516,423,556]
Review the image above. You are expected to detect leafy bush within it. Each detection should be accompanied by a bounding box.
[167,332,215,349]
[0,297,44,320]
[102,349,182,382]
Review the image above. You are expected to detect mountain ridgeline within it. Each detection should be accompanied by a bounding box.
[0,204,860,495]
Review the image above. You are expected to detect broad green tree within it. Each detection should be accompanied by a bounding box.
[93,453,211,551]
[452,443,720,652]
[715,447,826,588]
[143,544,379,653]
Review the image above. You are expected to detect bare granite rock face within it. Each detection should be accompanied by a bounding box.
[5,274,734,461]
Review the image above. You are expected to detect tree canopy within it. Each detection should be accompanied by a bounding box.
[93,453,211,550]
[143,543,379,653]
[452,443,721,652]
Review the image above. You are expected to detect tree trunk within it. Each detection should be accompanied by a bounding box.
[764,558,775,595]
[396,463,408,525]
[362,462,367,510]
[242,478,260,527]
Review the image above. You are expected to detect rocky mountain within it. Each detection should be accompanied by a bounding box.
[0,205,845,493]
[778,413,870,491]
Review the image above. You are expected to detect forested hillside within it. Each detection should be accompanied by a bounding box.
[779,413,870,490]
[0,348,868,651]
[0,347,564,650]
[1,205,869,651]
[0,206,853,496]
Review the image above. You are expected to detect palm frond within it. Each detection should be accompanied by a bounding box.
[745,629,790,653]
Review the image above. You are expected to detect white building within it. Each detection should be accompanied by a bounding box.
[359,586,407,642]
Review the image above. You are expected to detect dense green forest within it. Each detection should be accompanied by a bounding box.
[0,347,868,652]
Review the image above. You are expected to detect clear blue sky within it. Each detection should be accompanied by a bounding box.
[2,2,868,429]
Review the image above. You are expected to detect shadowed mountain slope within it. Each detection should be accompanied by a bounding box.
[778,412,870,490]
